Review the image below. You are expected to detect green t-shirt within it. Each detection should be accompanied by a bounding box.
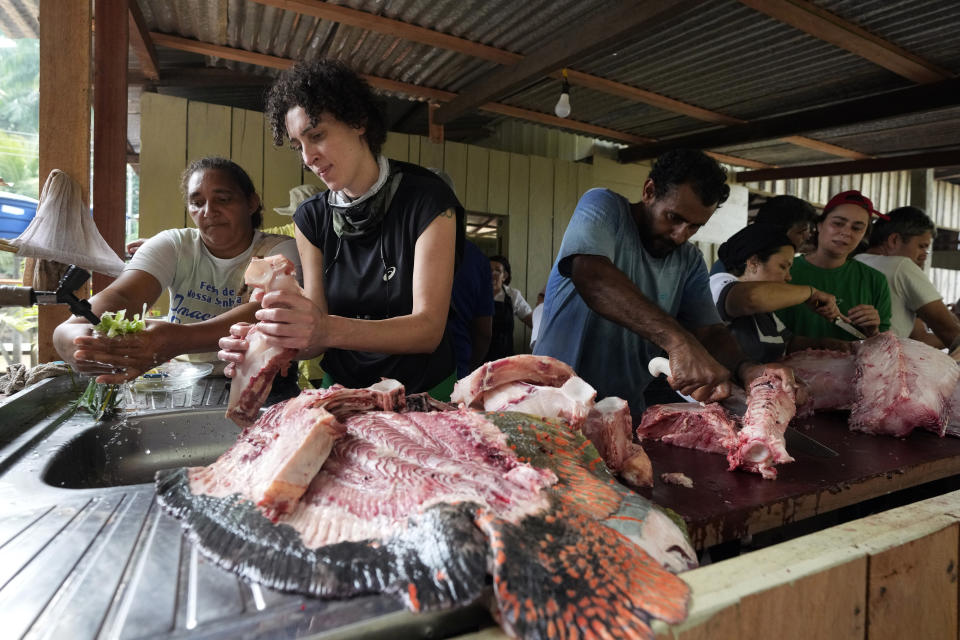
[776,255,891,340]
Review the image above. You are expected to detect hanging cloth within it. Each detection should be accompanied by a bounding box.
[11,169,126,277]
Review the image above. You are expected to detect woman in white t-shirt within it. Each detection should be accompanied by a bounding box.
[54,157,301,383]
[487,255,533,361]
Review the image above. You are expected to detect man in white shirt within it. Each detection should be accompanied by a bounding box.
[854,206,960,356]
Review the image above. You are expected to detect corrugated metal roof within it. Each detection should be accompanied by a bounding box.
[3,0,960,174]
[0,0,38,39]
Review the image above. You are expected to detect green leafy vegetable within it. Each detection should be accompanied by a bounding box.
[76,304,148,418]
[75,379,121,420]
[94,305,147,338]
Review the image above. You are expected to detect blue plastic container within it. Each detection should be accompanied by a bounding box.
[0,192,39,239]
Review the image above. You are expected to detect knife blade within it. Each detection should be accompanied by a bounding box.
[833,316,867,340]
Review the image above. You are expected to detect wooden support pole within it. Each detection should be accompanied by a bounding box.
[92,0,129,293]
[37,0,92,363]
[428,103,444,144]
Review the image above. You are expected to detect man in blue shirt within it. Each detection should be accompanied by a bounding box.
[449,240,494,378]
[534,148,796,420]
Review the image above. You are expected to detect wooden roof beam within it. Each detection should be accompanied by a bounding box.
[128,0,159,81]
[251,0,521,65]
[147,34,707,157]
[252,0,860,161]
[619,77,960,163]
[432,0,699,125]
[735,150,960,183]
[738,0,952,84]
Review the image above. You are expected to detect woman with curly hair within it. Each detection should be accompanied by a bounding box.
[219,59,464,398]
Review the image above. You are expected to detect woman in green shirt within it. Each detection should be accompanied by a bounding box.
[776,190,891,341]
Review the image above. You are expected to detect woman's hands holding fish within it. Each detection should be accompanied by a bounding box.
[218,322,252,378]
[255,289,330,356]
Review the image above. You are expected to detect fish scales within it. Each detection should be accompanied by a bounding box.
[157,403,695,639]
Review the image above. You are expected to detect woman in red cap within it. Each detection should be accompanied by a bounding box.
[776,190,891,341]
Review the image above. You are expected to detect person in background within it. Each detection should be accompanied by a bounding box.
[533,148,796,419]
[711,223,853,363]
[776,190,891,341]
[710,195,817,275]
[218,59,464,399]
[854,206,960,355]
[266,183,324,236]
[55,157,301,383]
[449,240,494,377]
[528,289,546,351]
[487,254,533,361]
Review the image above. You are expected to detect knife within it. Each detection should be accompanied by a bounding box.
[649,357,838,458]
[833,316,867,340]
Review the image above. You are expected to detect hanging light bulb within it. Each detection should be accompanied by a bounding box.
[554,68,571,118]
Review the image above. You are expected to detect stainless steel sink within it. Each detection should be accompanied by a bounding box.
[42,408,241,489]
[0,377,493,640]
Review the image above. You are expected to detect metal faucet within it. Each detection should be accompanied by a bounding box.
[0,265,100,324]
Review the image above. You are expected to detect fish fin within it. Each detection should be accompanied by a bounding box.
[476,503,690,640]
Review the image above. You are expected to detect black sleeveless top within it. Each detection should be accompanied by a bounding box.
[487,290,515,361]
[294,160,465,391]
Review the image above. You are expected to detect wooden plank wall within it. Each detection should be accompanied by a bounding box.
[140,94,655,341]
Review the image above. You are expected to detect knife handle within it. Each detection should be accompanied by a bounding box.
[648,357,671,378]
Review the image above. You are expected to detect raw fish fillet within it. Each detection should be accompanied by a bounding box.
[637,402,738,454]
[451,354,576,407]
[481,375,596,428]
[727,374,796,480]
[584,396,653,488]
[780,348,856,414]
[225,255,301,427]
[192,380,404,519]
[850,333,959,437]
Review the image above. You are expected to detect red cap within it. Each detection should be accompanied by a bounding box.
[822,190,889,220]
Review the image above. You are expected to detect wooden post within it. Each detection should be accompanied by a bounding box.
[428,103,444,144]
[37,0,92,363]
[93,0,129,293]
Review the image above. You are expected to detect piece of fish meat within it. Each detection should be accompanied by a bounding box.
[850,333,959,437]
[727,374,796,480]
[481,375,596,428]
[475,363,651,487]
[157,385,696,640]
[451,354,576,407]
[225,255,301,427]
[661,472,694,488]
[583,396,653,488]
[636,402,738,454]
[192,380,404,519]
[780,348,856,414]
